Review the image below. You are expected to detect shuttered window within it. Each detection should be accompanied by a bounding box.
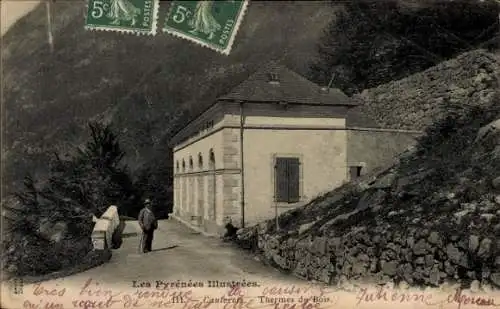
[275,157,300,203]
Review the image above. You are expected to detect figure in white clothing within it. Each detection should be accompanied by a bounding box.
[188,1,221,40]
[107,0,141,26]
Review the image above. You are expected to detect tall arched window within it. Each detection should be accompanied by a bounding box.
[188,156,194,216]
[181,159,186,216]
[197,152,204,221]
[176,161,179,174]
[208,149,216,220]
[198,153,203,169]
[209,149,215,169]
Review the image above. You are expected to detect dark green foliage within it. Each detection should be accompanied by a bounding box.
[2,122,139,276]
[2,175,94,276]
[310,0,500,95]
[133,138,176,219]
[48,122,140,216]
[7,176,43,236]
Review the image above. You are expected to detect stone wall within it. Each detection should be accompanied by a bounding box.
[239,176,500,290]
[352,50,499,131]
[347,129,422,177]
[91,205,119,250]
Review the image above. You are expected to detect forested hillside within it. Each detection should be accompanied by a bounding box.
[2,1,335,215]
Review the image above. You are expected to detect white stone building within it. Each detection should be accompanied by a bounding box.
[169,62,421,235]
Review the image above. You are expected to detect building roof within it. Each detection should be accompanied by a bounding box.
[170,62,358,146]
[218,61,357,106]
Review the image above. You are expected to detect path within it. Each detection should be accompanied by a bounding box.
[100,218,304,284]
[2,219,316,309]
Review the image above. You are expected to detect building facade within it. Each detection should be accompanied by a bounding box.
[170,62,421,235]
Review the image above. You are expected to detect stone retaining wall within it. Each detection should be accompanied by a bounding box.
[245,222,500,290]
[91,205,119,250]
[352,50,498,131]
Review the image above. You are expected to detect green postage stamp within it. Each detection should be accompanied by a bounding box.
[85,0,160,35]
[163,1,250,55]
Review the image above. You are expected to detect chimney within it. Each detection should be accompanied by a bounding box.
[268,72,280,85]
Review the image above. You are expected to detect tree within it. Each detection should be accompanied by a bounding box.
[2,121,140,276]
[48,122,139,216]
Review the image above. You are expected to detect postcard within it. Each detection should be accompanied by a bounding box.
[1,1,500,309]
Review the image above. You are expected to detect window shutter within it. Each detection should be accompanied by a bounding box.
[287,158,300,203]
[275,158,289,202]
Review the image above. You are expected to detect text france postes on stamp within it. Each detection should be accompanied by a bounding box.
[85,0,159,35]
[163,0,250,55]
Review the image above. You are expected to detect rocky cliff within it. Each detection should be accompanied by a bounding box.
[236,50,500,290]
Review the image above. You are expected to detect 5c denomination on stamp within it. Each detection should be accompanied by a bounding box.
[163,0,250,55]
[85,0,160,35]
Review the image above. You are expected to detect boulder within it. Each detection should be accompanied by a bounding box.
[428,265,441,286]
[475,118,500,143]
[444,260,456,276]
[381,260,398,276]
[398,263,414,284]
[470,280,481,293]
[495,256,500,267]
[413,239,430,256]
[319,210,360,232]
[298,222,315,235]
[427,231,442,246]
[312,237,327,255]
[37,220,68,243]
[446,244,467,268]
[492,145,500,160]
[493,176,500,189]
[371,173,397,189]
[351,261,368,277]
[468,235,480,253]
[356,189,387,211]
[490,273,500,287]
[477,238,493,259]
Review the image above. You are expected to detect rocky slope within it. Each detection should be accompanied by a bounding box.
[236,50,500,290]
[352,50,498,130]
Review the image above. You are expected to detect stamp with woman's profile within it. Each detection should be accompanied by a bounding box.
[163,0,250,55]
[85,0,160,35]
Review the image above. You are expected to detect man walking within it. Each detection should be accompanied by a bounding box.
[138,199,158,253]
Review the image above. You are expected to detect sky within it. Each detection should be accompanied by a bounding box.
[1,1,41,36]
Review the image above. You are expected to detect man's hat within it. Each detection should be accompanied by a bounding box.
[144,199,151,205]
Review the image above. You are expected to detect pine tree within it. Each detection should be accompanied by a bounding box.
[3,121,138,276]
